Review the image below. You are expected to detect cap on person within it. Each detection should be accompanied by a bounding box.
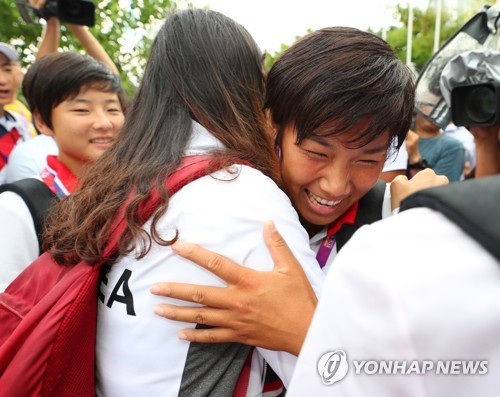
[0,43,20,62]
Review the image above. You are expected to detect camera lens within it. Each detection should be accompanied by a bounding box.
[465,85,496,123]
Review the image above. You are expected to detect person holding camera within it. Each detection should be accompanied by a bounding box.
[31,0,118,74]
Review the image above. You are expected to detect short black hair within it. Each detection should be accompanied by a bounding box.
[22,52,126,129]
[266,27,415,150]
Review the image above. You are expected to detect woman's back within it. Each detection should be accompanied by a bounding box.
[96,125,324,396]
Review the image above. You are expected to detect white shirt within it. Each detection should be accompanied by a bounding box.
[442,123,476,176]
[3,135,58,183]
[95,124,325,396]
[288,207,500,397]
[382,143,409,173]
[0,111,33,185]
[0,190,40,292]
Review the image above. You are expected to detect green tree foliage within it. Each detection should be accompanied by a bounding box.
[0,0,174,97]
[264,1,498,73]
[264,43,288,71]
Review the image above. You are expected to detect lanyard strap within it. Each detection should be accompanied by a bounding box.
[314,201,360,269]
[316,234,336,269]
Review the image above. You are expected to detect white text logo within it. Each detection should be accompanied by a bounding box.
[316,352,489,386]
[352,360,488,375]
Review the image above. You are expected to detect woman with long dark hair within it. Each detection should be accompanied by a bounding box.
[43,8,324,396]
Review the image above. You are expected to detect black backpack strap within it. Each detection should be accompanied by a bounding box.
[0,178,57,254]
[400,175,500,261]
[336,179,387,251]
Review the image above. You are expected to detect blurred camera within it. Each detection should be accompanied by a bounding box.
[16,0,95,27]
[451,82,500,127]
[414,3,500,129]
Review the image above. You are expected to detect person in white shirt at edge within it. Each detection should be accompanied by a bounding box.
[0,52,125,292]
[42,9,324,396]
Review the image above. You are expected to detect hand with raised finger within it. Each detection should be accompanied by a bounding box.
[150,221,317,356]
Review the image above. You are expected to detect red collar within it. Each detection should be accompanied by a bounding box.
[326,200,359,237]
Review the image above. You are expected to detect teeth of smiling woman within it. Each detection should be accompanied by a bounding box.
[90,138,113,143]
[307,190,341,207]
